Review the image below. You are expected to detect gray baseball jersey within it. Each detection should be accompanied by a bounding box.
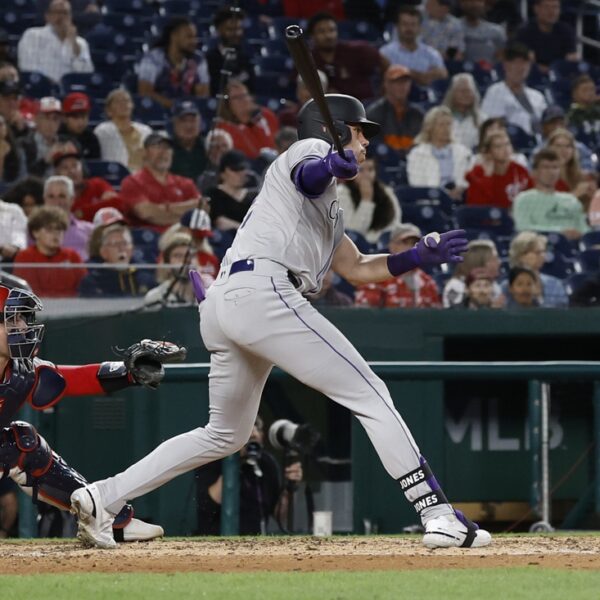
[223,138,345,295]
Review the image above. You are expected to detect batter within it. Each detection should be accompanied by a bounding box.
[72,94,491,550]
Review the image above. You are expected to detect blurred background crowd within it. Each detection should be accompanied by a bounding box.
[1,0,600,310]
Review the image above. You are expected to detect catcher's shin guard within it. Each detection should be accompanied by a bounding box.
[1,421,87,509]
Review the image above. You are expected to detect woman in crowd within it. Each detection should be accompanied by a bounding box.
[215,79,279,160]
[442,73,486,151]
[407,106,472,201]
[337,156,401,244]
[546,127,597,211]
[2,176,44,216]
[0,114,25,183]
[471,117,528,169]
[465,130,533,209]
[506,266,540,308]
[94,89,152,172]
[503,231,568,308]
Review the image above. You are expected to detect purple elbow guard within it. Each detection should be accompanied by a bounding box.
[387,248,421,277]
[293,158,333,199]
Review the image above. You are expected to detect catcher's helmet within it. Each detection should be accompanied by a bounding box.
[297,94,380,146]
[0,285,45,361]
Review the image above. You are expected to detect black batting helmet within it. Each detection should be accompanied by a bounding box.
[297,94,380,146]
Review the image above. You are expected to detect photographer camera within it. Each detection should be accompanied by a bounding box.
[194,416,303,535]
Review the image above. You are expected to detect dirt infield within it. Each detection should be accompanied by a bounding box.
[1,536,600,573]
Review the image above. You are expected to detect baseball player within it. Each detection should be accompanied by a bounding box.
[0,284,185,541]
[72,94,491,549]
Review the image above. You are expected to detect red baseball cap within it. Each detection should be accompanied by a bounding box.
[63,92,91,115]
[92,207,127,227]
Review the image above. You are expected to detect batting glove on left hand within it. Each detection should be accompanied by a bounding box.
[323,147,359,180]
[415,230,469,265]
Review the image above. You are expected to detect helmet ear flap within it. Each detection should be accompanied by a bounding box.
[334,120,352,146]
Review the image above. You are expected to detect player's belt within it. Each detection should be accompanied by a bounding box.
[229,259,301,289]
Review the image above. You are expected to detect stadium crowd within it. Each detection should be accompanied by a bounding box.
[0,0,599,309]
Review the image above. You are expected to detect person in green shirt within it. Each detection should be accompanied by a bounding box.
[566,75,600,150]
[169,99,207,182]
[513,148,589,240]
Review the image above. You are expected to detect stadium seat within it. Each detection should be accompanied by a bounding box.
[133,96,170,129]
[346,230,376,254]
[577,248,600,273]
[101,13,149,42]
[256,55,295,75]
[380,164,407,187]
[19,71,60,99]
[0,12,39,36]
[409,84,437,107]
[337,20,382,43]
[541,252,576,279]
[447,60,498,94]
[254,95,287,114]
[85,161,131,188]
[564,272,590,297]
[12,0,37,11]
[195,97,219,130]
[395,186,454,214]
[263,38,288,56]
[131,227,161,264]
[61,72,113,99]
[505,124,537,155]
[103,0,156,16]
[399,203,454,234]
[541,231,578,259]
[253,73,295,101]
[372,144,403,168]
[160,0,202,15]
[550,59,595,82]
[579,230,600,251]
[91,51,135,83]
[455,205,514,235]
[548,80,572,111]
[210,229,237,262]
[86,27,141,56]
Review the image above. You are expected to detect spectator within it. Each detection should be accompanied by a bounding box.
[170,100,207,182]
[58,92,100,160]
[0,80,29,141]
[278,71,329,129]
[465,130,533,209]
[309,268,353,307]
[443,238,504,307]
[456,268,496,309]
[42,174,93,259]
[567,75,600,150]
[275,127,298,154]
[17,0,93,84]
[0,198,27,263]
[337,157,401,243]
[20,97,63,178]
[442,72,487,150]
[13,205,85,297]
[365,65,424,155]
[380,6,448,87]
[481,42,548,136]
[144,231,211,309]
[0,29,13,67]
[307,12,389,101]
[197,129,234,193]
[513,148,589,240]
[534,105,595,173]
[216,80,279,160]
[485,0,523,37]
[119,131,202,231]
[406,106,472,200]
[137,17,209,109]
[459,0,506,66]
[79,222,155,298]
[0,479,18,539]
[206,6,255,96]
[421,0,465,61]
[52,143,120,222]
[0,114,25,183]
[355,224,441,308]
[569,271,600,307]
[503,231,568,308]
[2,176,44,217]
[506,266,540,308]
[93,89,152,172]
[206,150,257,232]
[546,127,597,210]
[178,207,220,280]
[515,0,578,70]
[471,116,529,169]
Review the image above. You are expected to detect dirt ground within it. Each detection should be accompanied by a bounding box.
[1,536,600,573]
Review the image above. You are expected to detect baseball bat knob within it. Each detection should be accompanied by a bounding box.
[285,25,303,39]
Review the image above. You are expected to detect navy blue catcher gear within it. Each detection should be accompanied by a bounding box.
[297,94,380,145]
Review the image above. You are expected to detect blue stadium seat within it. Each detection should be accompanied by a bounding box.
[337,20,382,43]
[455,205,514,235]
[263,39,288,56]
[194,97,218,130]
[0,12,39,36]
[565,272,591,297]
[160,0,203,15]
[256,55,295,74]
[395,186,454,214]
[131,227,161,264]
[577,248,600,273]
[210,229,237,262]
[399,203,454,234]
[372,144,403,168]
[549,80,572,111]
[12,0,37,11]
[346,230,376,254]
[579,230,600,251]
[448,60,498,95]
[550,59,596,82]
[409,84,437,108]
[85,160,131,188]
[61,72,113,99]
[541,252,576,279]
[102,13,149,42]
[103,0,156,16]
[86,27,141,56]
[91,51,135,83]
[541,231,578,259]
[254,95,287,114]
[380,164,407,187]
[505,124,537,155]
[133,96,170,129]
[20,71,61,99]
[243,15,270,41]
[88,100,105,127]
[253,73,295,100]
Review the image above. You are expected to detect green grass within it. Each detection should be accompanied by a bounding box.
[2,570,599,600]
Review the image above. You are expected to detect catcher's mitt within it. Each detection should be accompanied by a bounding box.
[117,339,187,389]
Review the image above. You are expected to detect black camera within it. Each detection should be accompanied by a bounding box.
[268,419,320,455]
[243,440,263,462]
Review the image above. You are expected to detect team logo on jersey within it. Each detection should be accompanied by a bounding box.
[328,200,339,220]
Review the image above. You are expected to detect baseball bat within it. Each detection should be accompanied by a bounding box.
[285,25,347,157]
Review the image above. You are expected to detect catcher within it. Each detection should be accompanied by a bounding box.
[0,284,186,541]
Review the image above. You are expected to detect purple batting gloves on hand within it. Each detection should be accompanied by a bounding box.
[415,230,469,265]
[189,269,206,303]
[324,147,359,179]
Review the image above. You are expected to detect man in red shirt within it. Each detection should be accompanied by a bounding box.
[52,144,121,222]
[13,205,86,297]
[466,131,533,209]
[355,224,442,308]
[119,131,202,231]
[307,12,390,101]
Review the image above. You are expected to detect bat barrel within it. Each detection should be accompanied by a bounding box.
[285,25,303,39]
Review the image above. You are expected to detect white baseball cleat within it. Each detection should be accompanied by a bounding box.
[422,512,492,549]
[120,519,164,542]
[70,484,116,549]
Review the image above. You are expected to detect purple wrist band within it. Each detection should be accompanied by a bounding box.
[387,248,421,277]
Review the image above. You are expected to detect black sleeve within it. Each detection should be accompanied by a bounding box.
[195,460,223,535]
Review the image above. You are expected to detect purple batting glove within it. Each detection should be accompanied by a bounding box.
[189,269,206,303]
[415,229,469,265]
[324,147,359,180]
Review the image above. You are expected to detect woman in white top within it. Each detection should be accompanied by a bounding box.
[337,157,401,244]
[93,89,152,172]
[442,73,486,150]
[407,105,472,200]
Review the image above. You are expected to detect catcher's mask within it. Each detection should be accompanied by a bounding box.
[0,285,45,362]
